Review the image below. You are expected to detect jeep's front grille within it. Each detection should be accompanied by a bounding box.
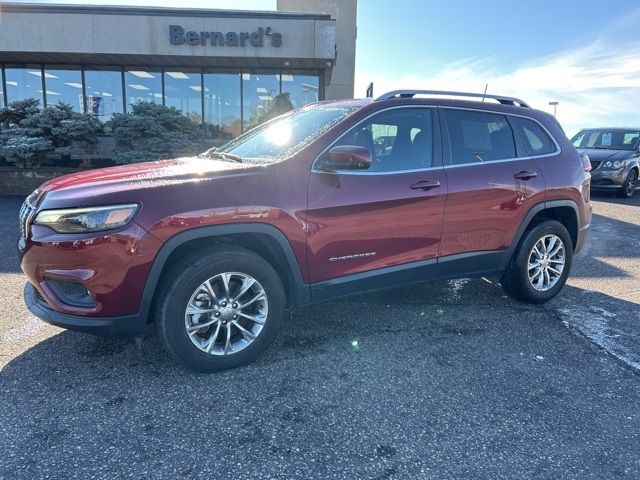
[18,190,40,241]
[590,160,601,170]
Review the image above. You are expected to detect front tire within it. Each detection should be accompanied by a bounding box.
[154,246,285,372]
[617,169,638,198]
[501,220,573,303]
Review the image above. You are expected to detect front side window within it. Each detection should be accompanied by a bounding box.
[212,104,359,164]
[515,117,557,156]
[333,108,434,172]
[571,129,640,151]
[444,109,516,164]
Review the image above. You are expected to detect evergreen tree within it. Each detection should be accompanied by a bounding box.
[0,100,101,168]
[259,92,295,124]
[0,98,40,127]
[111,101,202,164]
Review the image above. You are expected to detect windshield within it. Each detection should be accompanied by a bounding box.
[203,104,360,164]
[572,129,640,151]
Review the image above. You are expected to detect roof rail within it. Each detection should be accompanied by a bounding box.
[376,90,531,108]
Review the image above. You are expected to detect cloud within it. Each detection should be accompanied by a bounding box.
[356,37,640,136]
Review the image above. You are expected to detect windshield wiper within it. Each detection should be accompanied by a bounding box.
[200,152,242,163]
[199,151,243,163]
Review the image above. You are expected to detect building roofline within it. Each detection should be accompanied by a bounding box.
[0,2,333,20]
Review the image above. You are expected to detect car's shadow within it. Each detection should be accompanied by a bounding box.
[569,207,640,278]
[590,190,640,206]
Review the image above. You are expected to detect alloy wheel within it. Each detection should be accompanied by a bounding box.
[184,272,268,355]
[626,171,637,196]
[527,234,566,291]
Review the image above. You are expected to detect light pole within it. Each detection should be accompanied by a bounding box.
[549,101,559,117]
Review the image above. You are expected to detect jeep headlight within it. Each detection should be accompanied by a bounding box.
[33,204,139,233]
[603,160,623,169]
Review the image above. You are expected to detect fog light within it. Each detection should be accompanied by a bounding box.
[45,278,97,308]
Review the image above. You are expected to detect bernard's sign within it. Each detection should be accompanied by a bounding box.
[169,25,282,48]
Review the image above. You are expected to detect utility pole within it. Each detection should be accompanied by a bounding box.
[549,101,559,117]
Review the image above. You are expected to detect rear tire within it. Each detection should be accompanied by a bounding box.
[501,220,573,303]
[617,169,637,198]
[154,245,285,372]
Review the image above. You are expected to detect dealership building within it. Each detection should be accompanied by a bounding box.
[0,1,356,141]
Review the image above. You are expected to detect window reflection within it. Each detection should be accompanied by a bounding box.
[164,70,202,124]
[4,64,43,105]
[125,68,162,107]
[203,72,241,142]
[281,73,319,108]
[242,73,280,132]
[43,66,84,112]
[84,67,124,122]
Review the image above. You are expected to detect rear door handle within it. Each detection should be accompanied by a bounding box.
[410,180,441,191]
[514,170,538,181]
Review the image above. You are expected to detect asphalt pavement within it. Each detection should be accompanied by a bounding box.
[0,192,638,479]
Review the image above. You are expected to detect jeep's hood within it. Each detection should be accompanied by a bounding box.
[34,156,265,209]
[577,148,635,162]
[40,157,259,193]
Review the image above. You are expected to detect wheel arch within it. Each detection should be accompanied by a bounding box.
[140,224,310,323]
[500,199,581,269]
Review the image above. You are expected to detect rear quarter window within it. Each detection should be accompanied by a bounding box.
[515,117,558,156]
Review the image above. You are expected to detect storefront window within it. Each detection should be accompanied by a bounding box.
[125,68,162,107]
[43,66,84,112]
[242,73,280,132]
[164,69,202,124]
[4,64,43,106]
[84,67,124,122]
[0,67,4,109]
[203,73,241,142]
[281,73,320,108]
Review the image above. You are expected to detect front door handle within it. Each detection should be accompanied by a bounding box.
[410,180,441,191]
[514,170,538,181]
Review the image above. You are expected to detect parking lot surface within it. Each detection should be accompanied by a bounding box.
[1,193,639,479]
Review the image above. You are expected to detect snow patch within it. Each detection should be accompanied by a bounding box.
[446,278,470,300]
[557,304,640,371]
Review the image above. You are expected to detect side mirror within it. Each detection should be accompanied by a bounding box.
[318,145,372,171]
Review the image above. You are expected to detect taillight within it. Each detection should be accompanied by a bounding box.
[581,154,591,172]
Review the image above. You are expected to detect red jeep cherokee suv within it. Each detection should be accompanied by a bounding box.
[19,90,592,371]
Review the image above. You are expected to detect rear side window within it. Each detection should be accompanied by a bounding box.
[515,117,557,156]
[444,109,516,164]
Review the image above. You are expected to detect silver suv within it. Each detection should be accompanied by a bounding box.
[572,128,639,198]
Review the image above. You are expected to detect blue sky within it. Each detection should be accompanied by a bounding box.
[5,0,640,134]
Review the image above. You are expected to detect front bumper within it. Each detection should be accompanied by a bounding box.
[590,168,626,189]
[24,282,146,337]
[20,221,161,318]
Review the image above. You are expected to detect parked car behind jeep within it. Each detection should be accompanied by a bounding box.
[571,127,640,197]
[19,90,592,371]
